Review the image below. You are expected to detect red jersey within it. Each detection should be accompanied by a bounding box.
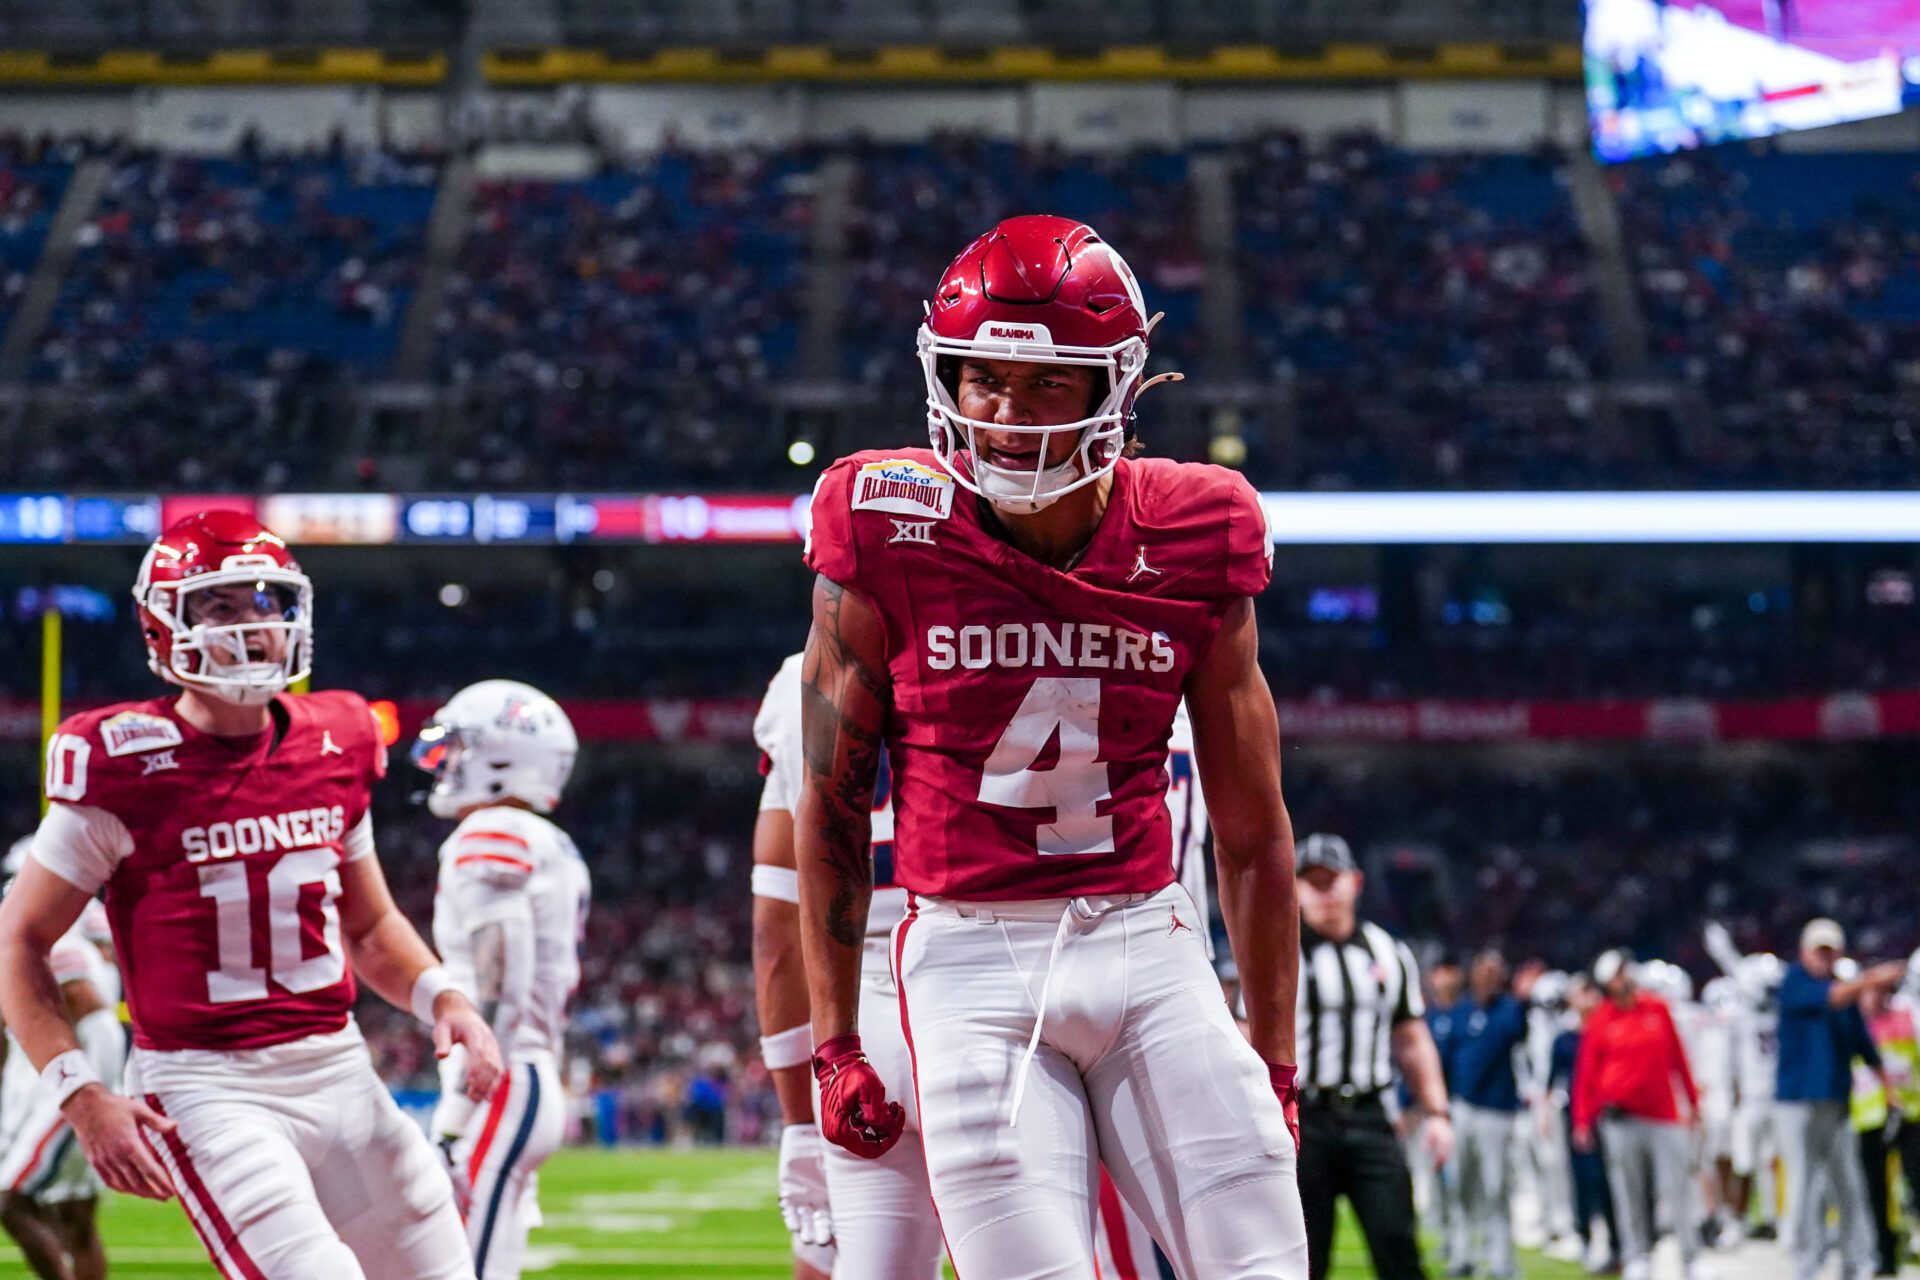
[34,691,388,1052]
[804,449,1271,900]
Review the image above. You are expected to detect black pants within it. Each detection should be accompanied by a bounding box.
[1860,1119,1920,1275]
[1299,1096,1427,1280]
[1564,1108,1620,1257]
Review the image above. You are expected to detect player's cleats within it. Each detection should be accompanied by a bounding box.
[812,1035,905,1159]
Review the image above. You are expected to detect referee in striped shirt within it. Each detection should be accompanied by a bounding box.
[1294,833,1455,1280]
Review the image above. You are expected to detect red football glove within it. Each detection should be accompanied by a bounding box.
[812,1034,905,1159]
[1268,1061,1300,1152]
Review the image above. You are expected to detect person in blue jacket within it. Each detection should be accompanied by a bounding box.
[1449,950,1546,1280]
[1774,919,1904,1280]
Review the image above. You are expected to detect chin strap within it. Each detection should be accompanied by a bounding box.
[1128,314,1175,410]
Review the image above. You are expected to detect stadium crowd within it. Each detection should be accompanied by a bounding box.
[2,132,1919,492]
[0,135,77,332]
[1613,149,1920,490]
[34,145,437,387]
[841,135,1204,389]
[434,146,815,489]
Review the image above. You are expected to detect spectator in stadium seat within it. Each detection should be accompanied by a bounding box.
[1571,949,1709,1280]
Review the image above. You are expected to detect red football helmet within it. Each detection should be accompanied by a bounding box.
[919,215,1156,513]
[134,510,313,706]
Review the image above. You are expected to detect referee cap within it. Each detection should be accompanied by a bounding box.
[1296,832,1357,875]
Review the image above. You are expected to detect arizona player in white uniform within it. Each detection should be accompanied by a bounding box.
[0,511,502,1280]
[1695,976,1741,1241]
[1522,973,1578,1255]
[753,652,940,1279]
[0,840,123,1280]
[415,680,588,1280]
[1705,924,1782,1241]
[754,652,1214,1277]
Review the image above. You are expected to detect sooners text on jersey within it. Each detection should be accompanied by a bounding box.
[42,692,386,1052]
[804,448,1270,900]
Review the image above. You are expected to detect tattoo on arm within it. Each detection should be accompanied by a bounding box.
[800,577,888,950]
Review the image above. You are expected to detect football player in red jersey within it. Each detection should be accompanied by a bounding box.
[0,511,502,1280]
[795,215,1306,1278]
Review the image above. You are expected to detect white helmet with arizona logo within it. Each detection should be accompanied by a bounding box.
[412,679,578,819]
[134,510,313,707]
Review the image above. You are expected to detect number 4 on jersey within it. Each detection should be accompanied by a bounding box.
[977,677,1114,856]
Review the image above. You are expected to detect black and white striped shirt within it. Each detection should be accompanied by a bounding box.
[1297,920,1424,1095]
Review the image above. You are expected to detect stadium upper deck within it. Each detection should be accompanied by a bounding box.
[2,121,1915,492]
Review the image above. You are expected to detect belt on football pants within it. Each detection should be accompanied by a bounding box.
[916,892,1154,1126]
[1300,1086,1387,1113]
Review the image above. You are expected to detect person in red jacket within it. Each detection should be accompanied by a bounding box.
[1571,950,1713,1280]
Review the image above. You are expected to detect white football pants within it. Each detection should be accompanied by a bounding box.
[126,1023,473,1280]
[456,1056,566,1280]
[823,939,948,1279]
[893,883,1305,1280]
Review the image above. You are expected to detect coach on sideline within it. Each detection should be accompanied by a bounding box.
[1293,833,1454,1280]
[1774,918,1905,1280]
[1571,949,1709,1280]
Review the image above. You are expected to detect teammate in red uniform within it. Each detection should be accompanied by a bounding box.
[796,215,1306,1277]
[0,511,502,1280]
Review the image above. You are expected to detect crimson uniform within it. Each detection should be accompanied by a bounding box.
[30,691,471,1280]
[806,446,1304,1279]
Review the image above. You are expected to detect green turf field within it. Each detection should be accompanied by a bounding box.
[57,1146,1591,1278]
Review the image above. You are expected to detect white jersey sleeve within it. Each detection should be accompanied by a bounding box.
[753,650,904,939]
[48,934,96,987]
[755,654,806,815]
[1736,1004,1779,1102]
[28,803,134,896]
[432,807,587,1063]
[1166,700,1214,961]
[78,899,112,950]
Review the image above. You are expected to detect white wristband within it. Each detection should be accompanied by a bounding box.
[760,1023,814,1070]
[411,966,455,1027]
[42,1050,100,1108]
[751,864,801,904]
